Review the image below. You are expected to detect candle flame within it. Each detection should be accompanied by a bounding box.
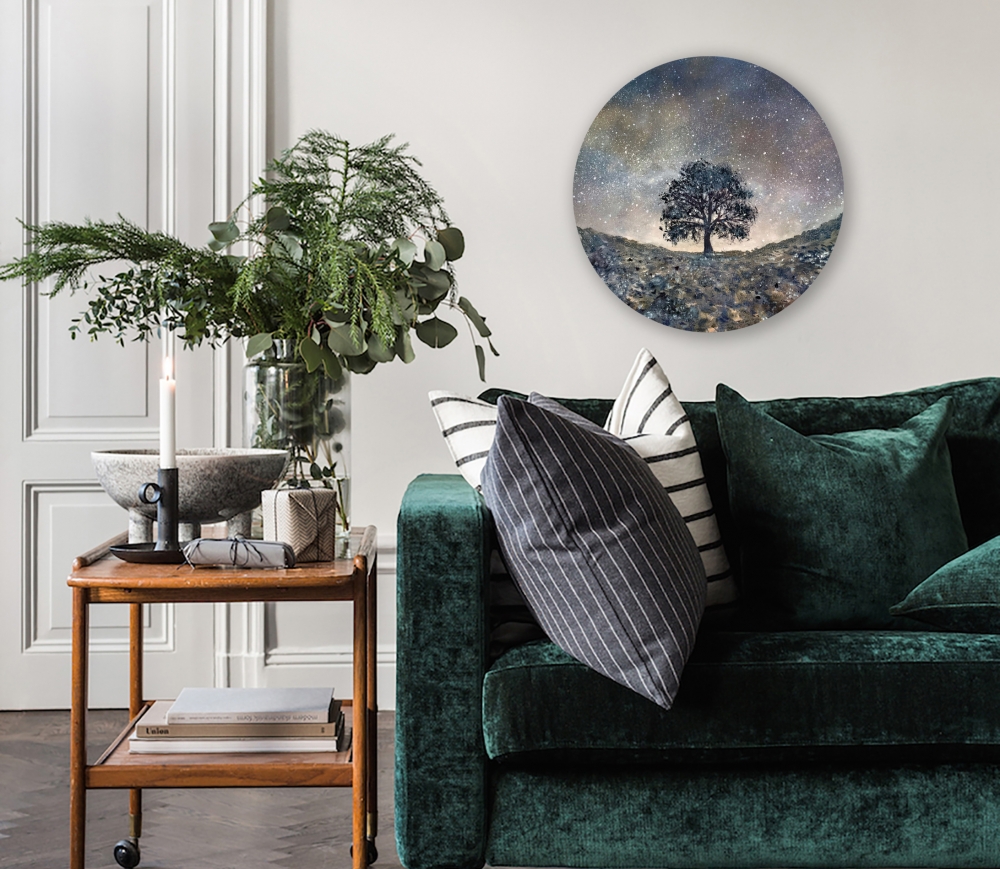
[162,355,174,380]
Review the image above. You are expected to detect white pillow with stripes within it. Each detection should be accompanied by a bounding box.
[428,391,497,490]
[605,348,738,607]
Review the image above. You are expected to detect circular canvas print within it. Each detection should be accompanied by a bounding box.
[574,56,843,332]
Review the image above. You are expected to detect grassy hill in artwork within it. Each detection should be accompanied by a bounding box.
[579,214,841,331]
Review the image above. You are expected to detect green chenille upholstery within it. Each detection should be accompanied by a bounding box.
[486,764,1000,868]
[892,535,1000,632]
[395,379,1000,869]
[716,388,968,629]
[395,475,491,869]
[483,636,1000,763]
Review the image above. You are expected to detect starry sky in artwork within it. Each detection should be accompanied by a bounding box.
[573,56,844,251]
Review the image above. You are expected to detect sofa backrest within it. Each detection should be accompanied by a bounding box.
[481,378,1000,585]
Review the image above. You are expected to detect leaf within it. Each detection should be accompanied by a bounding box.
[323,307,350,328]
[458,296,491,337]
[390,237,417,267]
[273,232,302,263]
[345,353,378,374]
[416,282,450,302]
[395,326,415,363]
[368,331,396,363]
[436,227,465,260]
[475,344,486,382]
[413,267,450,301]
[208,220,239,243]
[423,239,447,271]
[245,332,274,358]
[327,322,367,356]
[310,462,323,480]
[265,206,290,231]
[488,336,500,357]
[320,346,342,380]
[390,289,416,325]
[298,335,324,372]
[415,317,458,349]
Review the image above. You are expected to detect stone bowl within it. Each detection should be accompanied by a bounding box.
[93,448,290,540]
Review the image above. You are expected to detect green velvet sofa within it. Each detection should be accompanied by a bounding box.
[396,378,1000,869]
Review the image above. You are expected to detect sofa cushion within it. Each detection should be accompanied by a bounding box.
[606,348,737,607]
[427,391,497,490]
[482,634,1000,763]
[683,378,1000,583]
[481,395,705,710]
[717,386,967,629]
[891,535,1000,632]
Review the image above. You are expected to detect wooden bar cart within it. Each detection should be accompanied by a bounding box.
[67,525,379,869]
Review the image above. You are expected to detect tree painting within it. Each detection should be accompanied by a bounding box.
[573,56,844,332]
[659,160,758,255]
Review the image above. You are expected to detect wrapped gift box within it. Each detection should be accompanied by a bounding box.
[261,488,338,562]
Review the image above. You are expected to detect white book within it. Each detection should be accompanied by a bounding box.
[166,687,335,724]
[128,725,346,754]
[135,700,343,738]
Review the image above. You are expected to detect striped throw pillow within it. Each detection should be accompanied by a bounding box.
[606,348,738,607]
[428,391,497,490]
[481,395,705,710]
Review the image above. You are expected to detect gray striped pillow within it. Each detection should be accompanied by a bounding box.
[481,394,706,710]
[606,349,738,607]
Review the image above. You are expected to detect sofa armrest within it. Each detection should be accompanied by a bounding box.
[395,474,491,869]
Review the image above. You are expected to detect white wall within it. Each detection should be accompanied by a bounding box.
[270,0,1000,545]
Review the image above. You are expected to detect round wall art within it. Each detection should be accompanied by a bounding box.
[574,56,843,332]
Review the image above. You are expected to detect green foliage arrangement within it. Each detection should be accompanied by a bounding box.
[0,129,496,379]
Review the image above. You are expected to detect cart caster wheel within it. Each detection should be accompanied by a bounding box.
[349,838,378,864]
[113,837,140,868]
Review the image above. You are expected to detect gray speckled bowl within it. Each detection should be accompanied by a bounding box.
[92,448,290,525]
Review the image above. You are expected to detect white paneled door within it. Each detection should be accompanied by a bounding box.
[0,0,257,709]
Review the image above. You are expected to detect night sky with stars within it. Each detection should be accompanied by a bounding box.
[574,56,844,251]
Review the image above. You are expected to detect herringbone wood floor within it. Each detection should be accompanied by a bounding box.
[0,710,401,869]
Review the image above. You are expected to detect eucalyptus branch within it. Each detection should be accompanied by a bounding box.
[1,130,497,380]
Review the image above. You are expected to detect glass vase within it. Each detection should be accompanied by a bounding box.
[243,340,351,539]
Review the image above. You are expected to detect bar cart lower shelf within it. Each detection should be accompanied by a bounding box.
[67,526,379,869]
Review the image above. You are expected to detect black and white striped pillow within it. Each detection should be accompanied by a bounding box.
[428,391,497,489]
[481,394,706,710]
[606,349,738,607]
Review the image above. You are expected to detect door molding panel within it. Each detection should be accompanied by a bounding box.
[22,481,174,656]
[0,0,224,709]
[22,0,171,442]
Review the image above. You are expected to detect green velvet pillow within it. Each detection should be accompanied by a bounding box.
[717,384,968,629]
[890,536,1000,632]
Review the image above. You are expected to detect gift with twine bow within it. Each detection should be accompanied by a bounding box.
[261,488,338,562]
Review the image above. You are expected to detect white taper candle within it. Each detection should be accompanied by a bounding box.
[159,322,176,469]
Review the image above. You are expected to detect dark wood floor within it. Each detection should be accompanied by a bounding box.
[0,710,401,869]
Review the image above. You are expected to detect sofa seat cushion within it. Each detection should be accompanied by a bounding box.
[483,634,1000,764]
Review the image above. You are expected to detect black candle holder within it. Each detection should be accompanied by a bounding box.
[138,468,180,552]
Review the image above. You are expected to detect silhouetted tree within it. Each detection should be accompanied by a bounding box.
[660,160,758,254]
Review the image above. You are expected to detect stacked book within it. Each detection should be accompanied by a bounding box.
[128,687,345,754]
